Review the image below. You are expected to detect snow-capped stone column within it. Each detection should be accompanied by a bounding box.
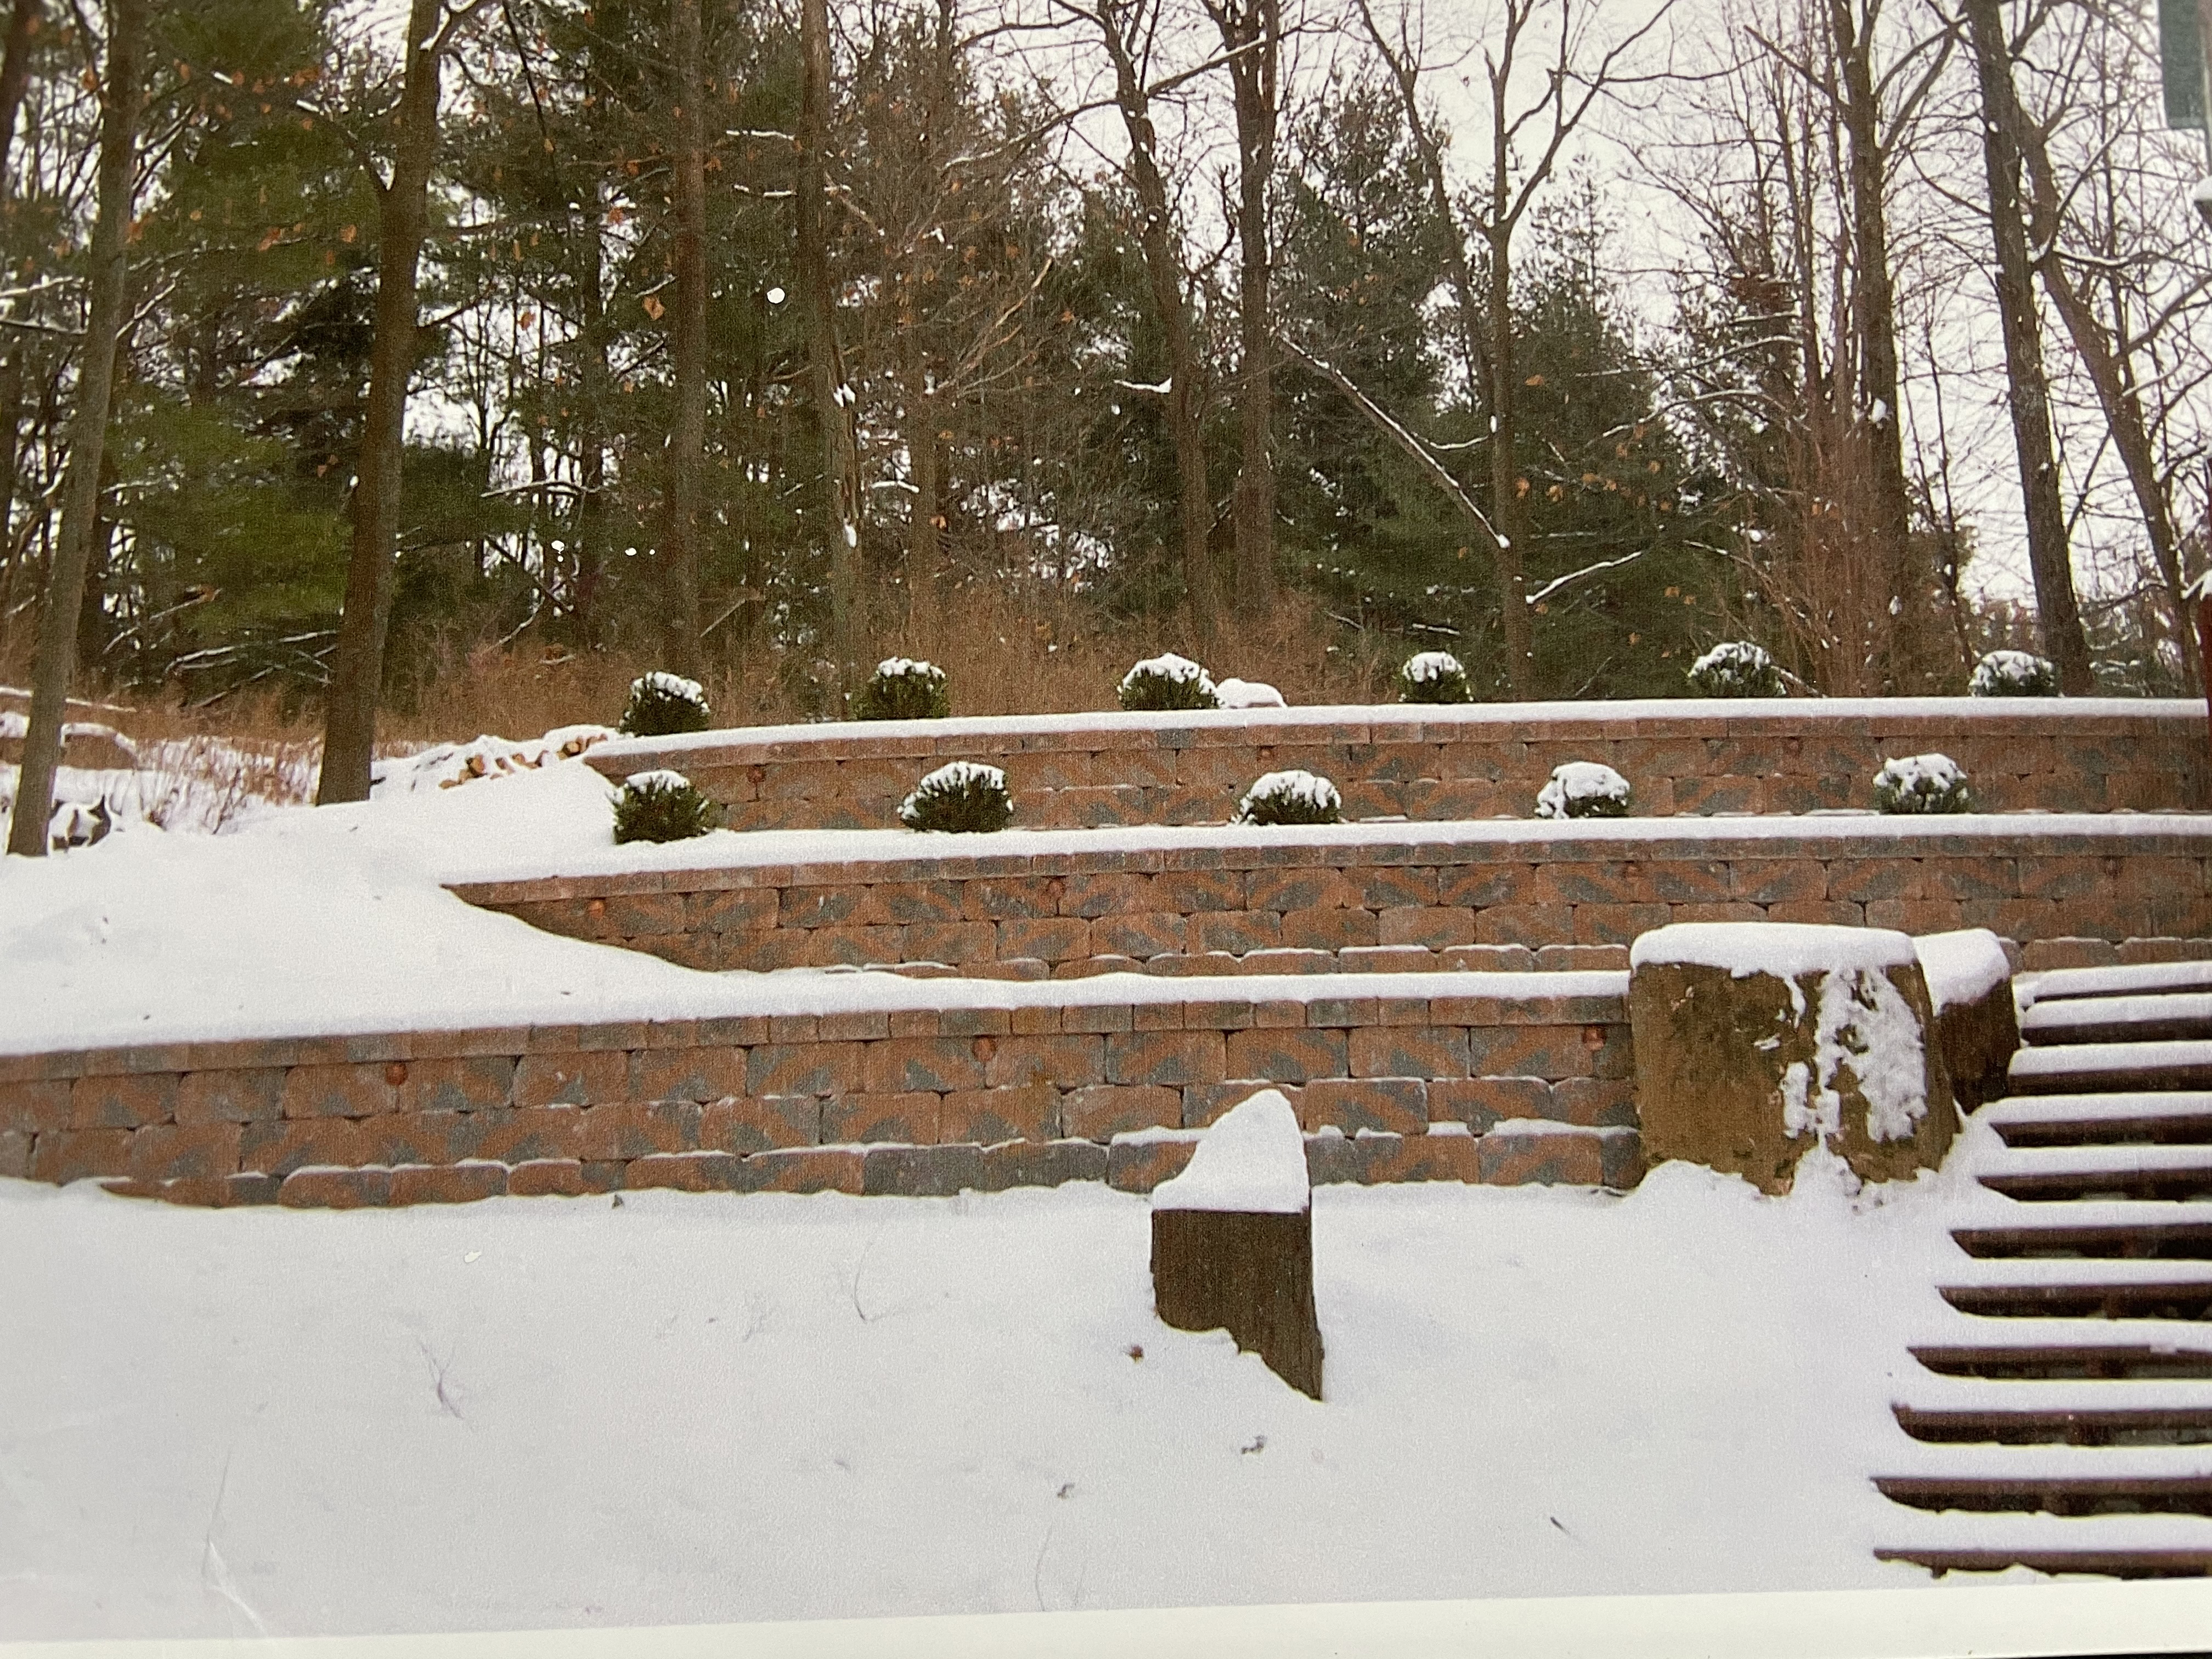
[1627,923,1959,1194]
[1914,929,2019,1113]
[1149,1089,1323,1400]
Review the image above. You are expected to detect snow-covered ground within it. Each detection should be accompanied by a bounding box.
[2,1150,1977,1640]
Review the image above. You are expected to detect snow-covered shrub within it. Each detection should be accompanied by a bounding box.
[1119,652,1218,712]
[1399,650,1471,704]
[618,670,712,737]
[1686,640,1785,698]
[899,760,1014,833]
[1969,649,2058,697]
[853,657,950,721]
[1873,753,1972,815]
[1535,761,1632,820]
[613,769,719,844]
[1236,769,1342,826]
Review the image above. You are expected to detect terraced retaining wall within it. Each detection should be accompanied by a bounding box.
[588,699,2211,832]
[0,978,1641,1208]
[454,819,2212,977]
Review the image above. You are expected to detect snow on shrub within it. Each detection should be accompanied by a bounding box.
[853,657,950,721]
[1535,761,1631,820]
[1873,753,1971,815]
[1119,652,1218,712]
[1236,769,1342,826]
[1399,650,1471,704]
[1686,640,1785,698]
[613,769,719,844]
[1214,677,1286,709]
[618,670,712,737]
[899,760,1014,833]
[1969,648,2058,697]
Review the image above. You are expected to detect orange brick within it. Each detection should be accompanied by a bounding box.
[940,1086,1057,1146]
[281,1064,396,1120]
[864,1037,985,1095]
[986,1034,1105,1090]
[278,1167,393,1208]
[749,1042,866,1098]
[1090,912,1186,959]
[632,1047,748,1103]
[822,1092,939,1144]
[1105,1135,1198,1192]
[70,1072,178,1130]
[0,1079,70,1133]
[507,1159,588,1197]
[239,1118,369,1177]
[1379,907,1478,948]
[1474,905,1574,946]
[1365,1129,1482,1184]
[512,1051,628,1108]
[1430,1076,1552,1131]
[389,1163,509,1205]
[1348,1026,1468,1079]
[1225,1027,1346,1082]
[1438,864,1544,908]
[1300,1078,1427,1136]
[1466,1024,1592,1078]
[1279,907,1380,951]
[1063,1084,1181,1140]
[1479,1126,1605,1186]
[1105,1029,1224,1088]
[702,1094,819,1153]
[623,1152,744,1192]
[30,1128,133,1183]
[174,1068,286,1125]
[127,1122,241,1181]
[743,1147,865,1194]
[573,1101,699,1160]
[398,1056,515,1114]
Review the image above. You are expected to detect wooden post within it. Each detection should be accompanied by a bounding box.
[1148,1090,1323,1400]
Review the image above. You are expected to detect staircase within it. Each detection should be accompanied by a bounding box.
[1874,960,2212,1579]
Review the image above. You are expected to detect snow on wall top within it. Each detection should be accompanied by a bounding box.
[1629,921,1918,980]
[1912,928,2011,1012]
[586,695,2207,763]
[1150,1088,1311,1214]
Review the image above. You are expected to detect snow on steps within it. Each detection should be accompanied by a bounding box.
[2023,994,2212,1046]
[2026,961,2212,1005]
[2010,1040,2212,1094]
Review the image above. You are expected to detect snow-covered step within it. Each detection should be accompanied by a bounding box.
[2026,961,2212,1006]
[1976,1142,2212,1177]
[1953,1216,2212,1261]
[1898,1311,2212,1350]
[1874,1441,2212,1480]
[1936,1254,2212,1289]
[1875,1466,2212,1517]
[1893,1404,2212,1448]
[1983,1092,2212,1148]
[1978,1158,2212,1205]
[1875,1511,2212,1579]
[1892,1374,2212,1417]
[2010,1040,2212,1095]
[2023,993,2212,1048]
[1909,1342,2212,1381]
[1937,1278,2212,1321]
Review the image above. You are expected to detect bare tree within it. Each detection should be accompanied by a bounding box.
[1358,0,1673,696]
[8,0,141,857]
[317,0,490,805]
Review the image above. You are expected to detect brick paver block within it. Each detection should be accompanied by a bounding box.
[1301,1078,1429,1137]
[1063,1083,1181,1141]
[70,1072,179,1131]
[1348,1025,1469,1080]
[864,1037,985,1096]
[174,1069,286,1125]
[390,1162,510,1205]
[1600,1128,1647,1189]
[1088,912,1186,961]
[748,1041,862,1099]
[1000,917,1092,963]
[573,1101,701,1161]
[632,1046,748,1104]
[979,1138,1108,1191]
[278,1166,394,1207]
[1105,1029,1226,1088]
[746,1147,865,1194]
[1302,1132,1370,1187]
[702,1094,819,1154]
[448,1107,583,1165]
[281,1064,396,1121]
[123,1121,241,1182]
[1366,1129,1482,1185]
[864,1143,987,1197]
[356,1113,466,1168]
[508,1158,589,1198]
[940,1085,1057,1146]
[507,1056,623,1110]
[984,1034,1104,1091]
[1550,1077,1639,1127]
[1466,1024,1593,1078]
[397,1056,516,1115]
[0,1079,71,1134]
[239,1118,369,1178]
[624,1152,745,1193]
[0,1130,29,1180]
[822,1092,939,1146]
[30,1128,132,1183]
[1105,1135,1199,1193]
[1427,1074,1560,1133]
[688,886,779,934]
[1224,1027,1346,1083]
[1477,1127,1605,1186]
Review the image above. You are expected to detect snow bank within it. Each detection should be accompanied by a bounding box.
[1214,678,1285,709]
[1151,1090,1309,1214]
[1912,929,2010,1013]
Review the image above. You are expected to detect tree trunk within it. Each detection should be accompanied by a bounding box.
[1151,1206,1322,1400]
[797,0,863,687]
[1829,0,1915,658]
[0,0,41,590]
[1213,0,1279,617]
[1094,5,1217,637]
[662,0,707,675]
[574,172,609,648]
[7,0,140,857]
[2006,53,2183,691]
[1960,0,2091,693]
[317,0,468,805]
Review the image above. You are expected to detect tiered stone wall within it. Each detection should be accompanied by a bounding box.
[0,979,1641,1207]
[454,821,2212,978]
[587,701,2211,831]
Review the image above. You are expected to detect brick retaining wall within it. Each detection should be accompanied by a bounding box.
[455,820,2212,977]
[0,980,1641,1208]
[588,701,2212,831]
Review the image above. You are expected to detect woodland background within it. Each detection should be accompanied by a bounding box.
[0,0,2205,774]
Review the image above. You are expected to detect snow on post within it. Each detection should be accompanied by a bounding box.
[1912,928,2019,1112]
[1149,1089,1323,1400]
[1626,923,1959,1194]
